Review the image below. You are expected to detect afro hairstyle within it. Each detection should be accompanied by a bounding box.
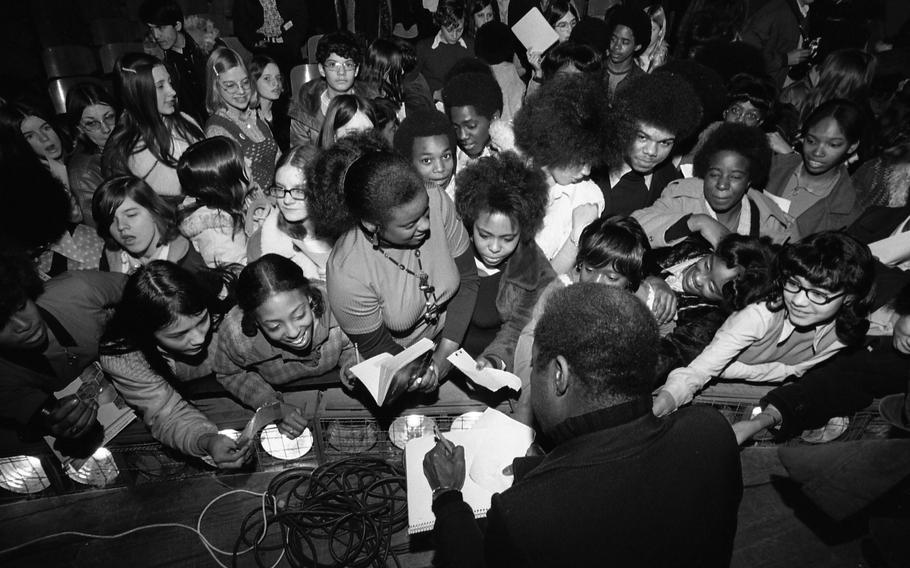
[393,109,457,161]
[654,60,726,129]
[535,283,659,403]
[614,72,703,144]
[541,41,602,81]
[570,16,610,54]
[475,21,514,65]
[454,151,549,242]
[693,122,772,190]
[306,130,423,241]
[514,73,616,170]
[607,6,652,55]
[442,71,503,120]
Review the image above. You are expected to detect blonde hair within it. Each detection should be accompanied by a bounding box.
[204,47,257,115]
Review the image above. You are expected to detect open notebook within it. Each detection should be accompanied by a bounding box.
[405,408,534,534]
[350,338,435,405]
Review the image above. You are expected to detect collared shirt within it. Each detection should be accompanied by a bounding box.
[431,32,467,50]
[704,198,752,236]
[662,302,844,408]
[456,144,494,175]
[609,162,654,193]
[535,180,605,260]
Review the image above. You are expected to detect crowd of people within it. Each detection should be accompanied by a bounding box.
[1,0,910,564]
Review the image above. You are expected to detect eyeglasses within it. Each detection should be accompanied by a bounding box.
[782,278,846,305]
[724,105,763,126]
[266,185,307,200]
[219,78,251,94]
[80,114,116,132]
[418,272,440,325]
[555,19,577,31]
[323,60,357,73]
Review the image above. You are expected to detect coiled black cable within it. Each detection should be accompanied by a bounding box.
[234,457,409,567]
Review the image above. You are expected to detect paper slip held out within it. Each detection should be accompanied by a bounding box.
[511,7,559,54]
[350,338,435,405]
[239,401,301,443]
[447,349,522,392]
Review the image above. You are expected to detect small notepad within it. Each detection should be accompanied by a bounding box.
[350,338,435,405]
[405,408,534,534]
[511,7,559,54]
[447,349,522,392]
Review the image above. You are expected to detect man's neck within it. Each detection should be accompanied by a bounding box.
[173,31,186,53]
[326,85,353,99]
[607,58,634,74]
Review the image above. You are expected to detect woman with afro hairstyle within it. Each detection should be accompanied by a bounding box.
[654,231,875,417]
[514,73,611,274]
[454,151,554,372]
[310,131,478,405]
[634,123,798,248]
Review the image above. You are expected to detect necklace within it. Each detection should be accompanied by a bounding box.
[221,108,255,130]
[792,165,840,197]
[376,245,440,325]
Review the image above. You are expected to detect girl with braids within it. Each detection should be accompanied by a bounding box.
[213,254,353,421]
[311,131,479,405]
[100,261,250,467]
[102,53,204,201]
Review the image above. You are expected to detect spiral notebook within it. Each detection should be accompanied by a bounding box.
[404,408,534,534]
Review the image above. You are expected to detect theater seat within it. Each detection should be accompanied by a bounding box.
[42,45,99,79]
[99,43,146,74]
[90,18,146,46]
[289,63,320,97]
[48,76,107,114]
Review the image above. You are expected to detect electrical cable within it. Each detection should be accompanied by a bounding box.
[234,456,408,568]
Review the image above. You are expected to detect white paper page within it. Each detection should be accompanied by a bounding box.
[447,349,522,392]
[869,230,910,266]
[350,353,392,405]
[511,8,559,54]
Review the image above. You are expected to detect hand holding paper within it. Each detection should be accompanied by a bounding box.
[447,349,522,392]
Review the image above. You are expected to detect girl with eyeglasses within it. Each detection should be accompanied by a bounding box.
[204,47,279,190]
[247,145,333,280]
[177,136,254,267]
[102,53,204,202]
[311,131,479,405]
[214,254,354,415]
[66,83,119,227]
[653,231,875,417]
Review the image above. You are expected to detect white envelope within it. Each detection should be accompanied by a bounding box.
[511,7,559,54]
[447,348,522,392]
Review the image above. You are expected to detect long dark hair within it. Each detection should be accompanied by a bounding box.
[176,136,247,233]
[236,254,325,337]
[93,175,180,249]
[101,261,234,377]
[65,82,119,153]
[102,53,203,178]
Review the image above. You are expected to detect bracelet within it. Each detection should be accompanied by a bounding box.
[432,486,458,501]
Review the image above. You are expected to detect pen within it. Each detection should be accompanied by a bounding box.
[433,423,455,454]
[354,342,361,364]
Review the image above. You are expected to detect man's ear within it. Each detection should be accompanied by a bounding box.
[318,64,326,79]
[362,220,378,235]
[492,110,501,121]
[554,355,570,397]
[175,21,183,33]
